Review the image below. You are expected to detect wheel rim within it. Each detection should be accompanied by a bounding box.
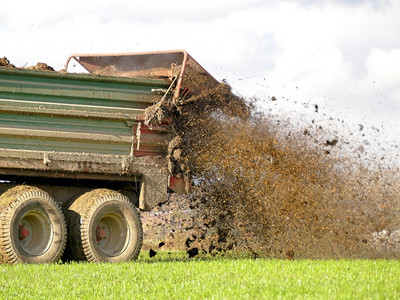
[18,211,53,256]
[95,213,129,257]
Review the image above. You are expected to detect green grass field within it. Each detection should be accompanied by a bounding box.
[1,252,399,299]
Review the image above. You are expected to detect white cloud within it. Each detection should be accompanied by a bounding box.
[365,48,400,90]
[224,1,400,114]
[1,0,399,123]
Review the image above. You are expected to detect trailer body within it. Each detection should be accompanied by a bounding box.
[0,66,171,210]
[0,50,218,264]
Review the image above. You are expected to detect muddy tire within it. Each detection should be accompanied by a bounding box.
[64,189,142,263]
[0,185,67,264]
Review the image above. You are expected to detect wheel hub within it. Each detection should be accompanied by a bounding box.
[95,213,129,256]
[17,211,52,256]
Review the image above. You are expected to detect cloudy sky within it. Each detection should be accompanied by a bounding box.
[1,0,399,150]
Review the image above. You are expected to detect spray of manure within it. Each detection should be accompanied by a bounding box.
[158,83,400,259]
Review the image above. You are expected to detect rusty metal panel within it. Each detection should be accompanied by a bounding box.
[65,50,220,102]
[69,51,185,75]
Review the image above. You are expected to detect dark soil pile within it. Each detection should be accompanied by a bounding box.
[0,57,54,71]
[26,62,55,71]
[0,57,15,68]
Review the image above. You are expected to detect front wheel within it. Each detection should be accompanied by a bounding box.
[0,185,67,264]
[64,189,142,263]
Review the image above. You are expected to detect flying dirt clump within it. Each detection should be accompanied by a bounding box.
[165,82,400,259]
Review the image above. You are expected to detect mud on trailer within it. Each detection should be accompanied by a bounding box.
[0,50,218,264]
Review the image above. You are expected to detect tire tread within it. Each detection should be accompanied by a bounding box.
[0,186,66,264]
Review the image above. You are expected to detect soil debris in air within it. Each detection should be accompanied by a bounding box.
[149,248,157,258]
[143,77,400,259]
[187,247,199,258]
[325,139,338,146]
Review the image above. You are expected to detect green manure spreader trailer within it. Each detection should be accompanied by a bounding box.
[0,50,218,264]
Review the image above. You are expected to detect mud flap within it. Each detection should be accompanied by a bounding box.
[138,171,168,211]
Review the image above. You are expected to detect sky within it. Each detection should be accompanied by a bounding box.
[0,0,399,160]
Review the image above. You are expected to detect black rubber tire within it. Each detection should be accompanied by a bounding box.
[64,189,142,263]
[0,185,67,264]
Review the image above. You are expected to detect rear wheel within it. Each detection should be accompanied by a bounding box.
[65,189,142,263]
[0,185,67,264]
